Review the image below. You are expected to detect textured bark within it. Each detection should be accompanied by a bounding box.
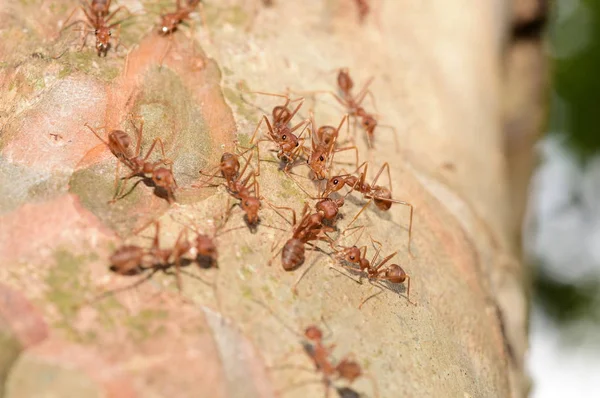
[0,0,536,397]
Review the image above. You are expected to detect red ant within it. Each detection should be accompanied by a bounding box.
[85,221,229,307]
[321,161,413,255]
[195,147,265,229]
[306,68,397,149]
[247,92,310,169]
[333,236,412,308]
[61,1,128,56]
[269,202,335,272]
[159,0,207,35]
[104,222,197,299]
[252,300,379,398]
[85,118,177,203]
[306,113,358,180]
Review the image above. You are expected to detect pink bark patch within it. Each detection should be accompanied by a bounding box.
[0,283,48,348]
[0,193,115,264]
[2,76,107,172]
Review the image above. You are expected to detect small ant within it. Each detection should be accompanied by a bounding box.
[307,68,396,149]
[267,202,335,276]
[85,118,177,203]
[248,93,310,169]
[159,0,206,35]
[195,147,265,229]
[195,145,257,188]
[252,300,378,397]
[306,113,358,180]
[322,161,413,255]
[333,237,412,308]
[106,222,194,296]
[61,1,126,56]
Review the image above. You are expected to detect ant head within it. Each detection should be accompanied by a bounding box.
[342,246,361,263]
[304,325,323,342]
[361,115,377,132]
[323,175,346,196]
[241,197,261,224]
[316,199,338,220]
[95,27,111,54]
[152,168,175,189]
[337,69,354,92]
[308,151,328,180]
[196,234,218,260]
[159,14,179,35]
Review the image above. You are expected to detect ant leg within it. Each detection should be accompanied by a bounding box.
[250,91,301,102]
[370,194,414,257]
[291,244,318,295]
[353,77,376,109]
[346,198,373,229]
[129,116,144,157]
[84,123,109,146]
[249,116,267,145]
[110,160,122,203]
[358,281,384,309]
[172,229,188,293]
[370,162,392,195]
[327,265,363,285]
[105,6,133,24]
[263,198,297,226]
[194,165,224,188]
[87,269,159,304]
[372,251,399,272]
[333,145,359,171]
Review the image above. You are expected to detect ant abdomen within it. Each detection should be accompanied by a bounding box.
[281,238,305,271]
[109,245,146,276]
[385,264,407,283]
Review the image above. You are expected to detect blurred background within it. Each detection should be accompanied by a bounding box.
[525,0,600,396]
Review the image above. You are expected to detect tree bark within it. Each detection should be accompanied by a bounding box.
[0,0,538,397]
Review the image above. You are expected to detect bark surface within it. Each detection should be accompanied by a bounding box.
[0,1,536,397]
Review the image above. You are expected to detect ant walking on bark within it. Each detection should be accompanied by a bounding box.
[85,117,177,203]
[93,221,215,303]
[333,235,413,308]
[252,300,379,398]
[306,113,359,180]
[247,92,311,170]
[322,161,414,255]
[61,0,131,56]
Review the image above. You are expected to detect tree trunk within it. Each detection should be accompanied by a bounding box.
[0,0,540,397]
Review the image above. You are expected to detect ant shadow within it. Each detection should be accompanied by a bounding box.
[336,386,361,398]
[117,177,173,202]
